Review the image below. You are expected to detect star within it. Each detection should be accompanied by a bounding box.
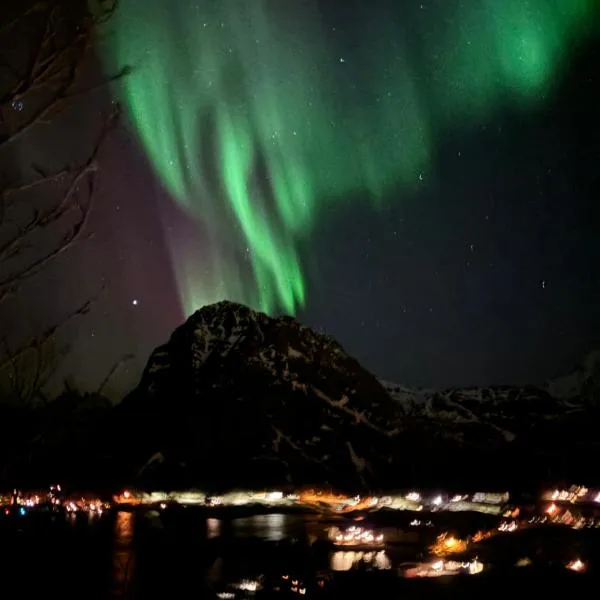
[132,299,139,306]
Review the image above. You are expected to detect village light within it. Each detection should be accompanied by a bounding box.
[567,558,586,572]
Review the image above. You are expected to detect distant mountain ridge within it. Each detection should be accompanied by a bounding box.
[382,347,599,446]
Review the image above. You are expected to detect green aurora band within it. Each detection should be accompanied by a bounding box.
[102,0,597,316]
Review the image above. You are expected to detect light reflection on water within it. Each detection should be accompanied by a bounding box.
[212,513,392,574]
[331,550,392,572]
[229,513,292,541]
[104,510,391,595]
[112,511,135,594]
[207,517,221,539]
[0,509,396,598]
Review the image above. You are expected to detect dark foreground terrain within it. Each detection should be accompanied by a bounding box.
[1,506,598,599]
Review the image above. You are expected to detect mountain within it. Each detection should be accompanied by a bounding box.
[110,301,600,492]
[545,349,600,401]
[383,349,600,443]
[382,350,600,487]
[109,303,600,491]
[113,301,405,492]
[7,302,599,492]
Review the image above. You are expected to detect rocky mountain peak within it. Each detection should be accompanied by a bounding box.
[144,301,353,387]
[120,301,401,491]
[545,349,600,401]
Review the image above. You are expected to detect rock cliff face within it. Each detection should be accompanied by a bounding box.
[117,301,404,491]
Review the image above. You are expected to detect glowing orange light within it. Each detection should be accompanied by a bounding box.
[567,558,586,572]
[445,537,457,548]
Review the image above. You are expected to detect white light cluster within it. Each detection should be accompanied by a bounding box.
[403,558,484,578]
[545,486,589,503]
[498,521,518,532]
[332,525,384,547]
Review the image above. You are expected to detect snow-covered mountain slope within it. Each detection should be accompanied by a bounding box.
[116,301,405,491]
[545,349,600,400]
[382,348,599,443]
[381,350,599,483]
[382,381,580,444]
[108,301,600,490]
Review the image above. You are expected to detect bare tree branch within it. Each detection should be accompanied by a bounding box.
[0,2,127,150]
[0,0,129,402]
[2,168,70,197]
[0,3,47,37]
[98,353,135,396]
[0,108,119,302]
[0,283,105,373]
[1,338,66,406]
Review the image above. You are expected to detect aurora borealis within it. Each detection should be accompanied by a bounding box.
[0,0,597,395]
[103,0,598,317]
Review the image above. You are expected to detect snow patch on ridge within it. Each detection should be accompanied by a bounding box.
[287,346,307,360]
[346,441,367,472]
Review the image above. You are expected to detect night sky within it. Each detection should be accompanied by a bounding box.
[3,0,600,396]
